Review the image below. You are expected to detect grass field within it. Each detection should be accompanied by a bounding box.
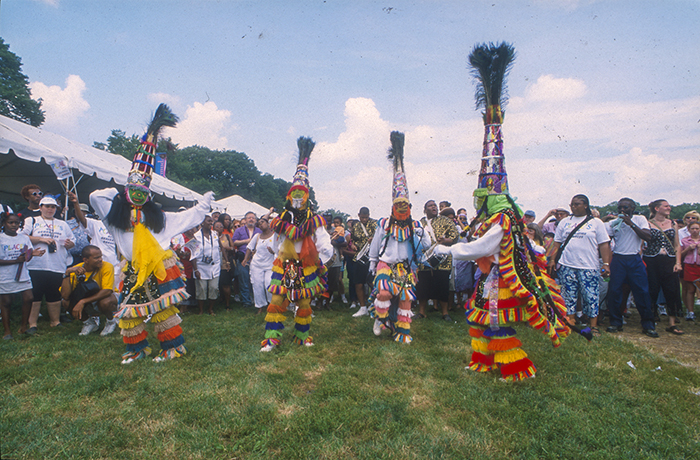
[2,300,700,460]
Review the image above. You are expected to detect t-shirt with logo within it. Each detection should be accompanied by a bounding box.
[554,216,609,270]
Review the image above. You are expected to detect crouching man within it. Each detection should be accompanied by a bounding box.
[61,245,118,336]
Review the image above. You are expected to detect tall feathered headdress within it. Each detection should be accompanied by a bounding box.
[287,136,315,198]
[469,42,516,198]
[127,103,179,194]
[387,131,409,204]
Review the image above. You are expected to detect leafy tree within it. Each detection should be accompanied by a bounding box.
[594,201,699,220]
[0,38,44,126]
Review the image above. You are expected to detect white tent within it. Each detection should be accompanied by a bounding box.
[214,194,270,220]
[0,114,203,209]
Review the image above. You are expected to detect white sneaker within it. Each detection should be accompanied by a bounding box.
[329,295,336,304]
[658,304,668,316]
[352,306,369,317]
[260,344,276,352]
[341,294,348,304]
[100,318,118,336]
[373,319,383,336]
[350,302,358,309]
[686,312,696,321]
[79,317,100,336]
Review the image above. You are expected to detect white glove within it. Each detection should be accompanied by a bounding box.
[369,260,377,275]
[414,227,424,237]
[432,244,451,257]
[202,191,215,208]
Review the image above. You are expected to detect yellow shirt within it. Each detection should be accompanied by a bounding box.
[67,261,115,292]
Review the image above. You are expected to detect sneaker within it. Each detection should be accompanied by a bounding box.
[606,325,623,333]
[341,294,348,304]
[260,344,276,352]
[373,319,383,336]
[100,318,118,336]
[79,317,100,336]
[658,304,668,316]
[686,312,696,321]
[26,326,38,336]
[352,306,369,317]
[643,328,659,338]
[350,302,358,309]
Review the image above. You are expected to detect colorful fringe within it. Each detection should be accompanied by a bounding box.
[378,217,422,243]
[268,257,327,300]
[261,338,281,348]
[469,211,570,347]
[154,344,187,361]
[270,212,325,241]
[373,262,417,301]
[121,348,151,362]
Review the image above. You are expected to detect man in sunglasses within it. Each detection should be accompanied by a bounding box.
[18,184,44,220]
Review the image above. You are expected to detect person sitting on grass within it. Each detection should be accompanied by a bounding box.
[0,213,45,340]
[61,245,119,336]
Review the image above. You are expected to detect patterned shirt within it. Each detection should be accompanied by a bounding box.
[420,215,458,270]
[351,219,377,262]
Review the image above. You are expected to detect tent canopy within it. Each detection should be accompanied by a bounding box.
[214,194,270,220]
[0,114,203,210]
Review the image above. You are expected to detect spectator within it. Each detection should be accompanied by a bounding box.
[323,215,347,309]
[193,216,221,315]
[242,216,277,315]
[439,200,451,211]
[526,222,546,254]
[343,218,359,308]
[680,221,700,321]
[17,184,44,219]
[211,211,221,223]
[605,198,658,337]
[456,208,470,232]
[416,200,459,321]
[644,199,684,334]
[22,196,75,333]
[523,209,536,226]
[214,221,234,310]
[678,210,700,241]
[538,207,570,234]
[0,213,45,339]
[351,207,377,317]
[171,227,200,313]
[548,194,611,336]
[61,245,119,336]
[232,211,261,308]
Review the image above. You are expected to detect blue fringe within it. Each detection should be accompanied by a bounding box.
[483,327,517,338]
[160,335,185,350]
[265,321,284,331]
[126,340,149,353]
[157,277,186,295]
[294,323,310,333]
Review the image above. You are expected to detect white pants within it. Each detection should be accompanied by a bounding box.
[250,265,272,309]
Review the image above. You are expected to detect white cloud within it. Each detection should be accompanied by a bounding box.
[524,74,587,103]
[147,92,180,107]
[29,75,90,128]
[168,101,234,150]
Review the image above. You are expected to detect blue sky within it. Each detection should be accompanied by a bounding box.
[2,0,699,219]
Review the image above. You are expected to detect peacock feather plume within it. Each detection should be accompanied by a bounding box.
[146,103,179,138]
[468,42,516,121]
[296,136,315,166]
[387,131,405,173]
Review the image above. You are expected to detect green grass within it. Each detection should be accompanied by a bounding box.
[2,301,700,460]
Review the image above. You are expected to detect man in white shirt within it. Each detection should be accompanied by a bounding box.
[193,215,220,316]
[605,198,658,337]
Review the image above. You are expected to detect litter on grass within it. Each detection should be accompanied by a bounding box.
[651,366,662,372]
[627,361,636,369]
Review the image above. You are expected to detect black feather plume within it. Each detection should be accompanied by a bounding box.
[296,136,315,165]
[147,103,179,138]
[387,131,405,173]
[468,42,516,112]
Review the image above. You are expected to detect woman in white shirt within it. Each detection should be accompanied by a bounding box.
[242,217,277,314]
[22,196,75,332]
[548,195,611,336]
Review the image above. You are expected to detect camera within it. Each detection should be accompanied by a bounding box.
[47,241,57,253]
[202,255,214,265]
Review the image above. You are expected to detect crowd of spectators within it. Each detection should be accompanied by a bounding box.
[1,183,698,341]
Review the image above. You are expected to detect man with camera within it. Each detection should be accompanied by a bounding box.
[61,245,118,336]
[604,198,658,338]
[193,215,221,315]
[350,207,377,317]
[232,211,261,308]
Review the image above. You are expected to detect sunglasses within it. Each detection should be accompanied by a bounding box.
[31,191,44,196]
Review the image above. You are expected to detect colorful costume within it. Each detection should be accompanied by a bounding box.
[90,104,213,364]
[260,137,333,351]
[368,132,430,343]
[433,43,570,381]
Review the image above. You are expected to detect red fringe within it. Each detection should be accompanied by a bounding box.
[468,327,484,338]
[487,337,522,351]
[157,325,183,342]
[500,358,534,376]
[123,330,148,344]
[296,306,313,318]
[299,235,318,268]
[268,303,287,314]
[471,352,494,365]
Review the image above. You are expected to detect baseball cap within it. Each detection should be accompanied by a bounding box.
[39,196,58,207]
[524,210,536,217]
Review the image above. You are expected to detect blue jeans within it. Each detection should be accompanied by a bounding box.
[236,262,253,307]
[607,254,655,330]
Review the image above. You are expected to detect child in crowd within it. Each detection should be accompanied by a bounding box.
[0,214,45,339]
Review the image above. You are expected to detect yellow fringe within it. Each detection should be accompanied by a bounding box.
[150,306,179,323]
[265,312,287,323]
[278,238,298,262]
[471,338,489,353]
[295,315,312,325]
[395,320,410,329]
[131,223,169,291]
[119,317,145,330]
[494,348,528,364]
